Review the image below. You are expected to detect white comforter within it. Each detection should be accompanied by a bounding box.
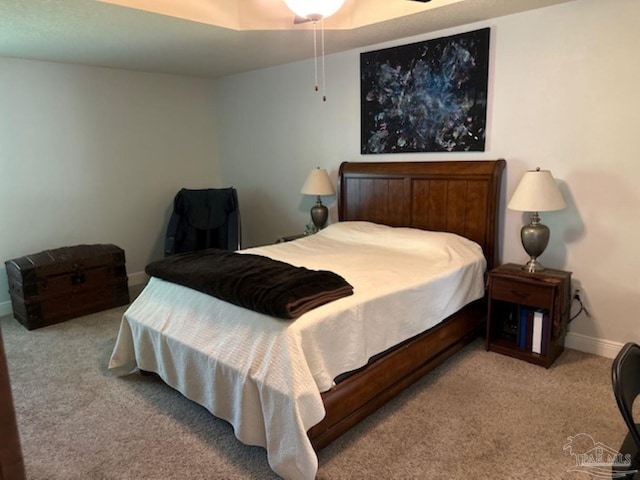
[108,221,486,479]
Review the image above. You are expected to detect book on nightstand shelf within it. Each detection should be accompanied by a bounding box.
[518,307,527,349]
[514,307,548,354]
[531,310,545,355]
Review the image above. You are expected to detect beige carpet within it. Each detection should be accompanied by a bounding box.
[0,297,629,480]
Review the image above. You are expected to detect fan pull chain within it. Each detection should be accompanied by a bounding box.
[313,21,319,93]
[321,17,326,102]
[310,16,328,102]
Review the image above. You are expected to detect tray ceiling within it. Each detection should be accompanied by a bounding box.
[0,0,575,78]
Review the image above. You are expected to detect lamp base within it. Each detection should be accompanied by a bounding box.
[520,212,550,273]
[310,198,328,230]
[522,258,545,273]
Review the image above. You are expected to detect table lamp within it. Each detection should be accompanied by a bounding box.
[507,168,566,273]
[301,167,335,230]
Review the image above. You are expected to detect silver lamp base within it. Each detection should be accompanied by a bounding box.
[310,197,328,230]
[523,257,545,273]
[520,212,550,273]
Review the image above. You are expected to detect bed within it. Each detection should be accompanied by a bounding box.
[109,159,505,479]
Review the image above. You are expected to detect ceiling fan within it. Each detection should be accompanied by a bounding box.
[288,0,433,24]
[284,0,433,100]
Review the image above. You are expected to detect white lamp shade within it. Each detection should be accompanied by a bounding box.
[283,0,346,20]
[507,169,566,212]
[301,168,335,196]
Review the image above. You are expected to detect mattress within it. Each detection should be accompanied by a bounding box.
[108,221,486,479]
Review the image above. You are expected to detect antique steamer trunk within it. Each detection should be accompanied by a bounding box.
[5,244,130,330]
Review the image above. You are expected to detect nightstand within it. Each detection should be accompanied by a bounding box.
[485,263,572,368]
[275,234,306,244]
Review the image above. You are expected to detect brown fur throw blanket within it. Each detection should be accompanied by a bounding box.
[145,249,354,319]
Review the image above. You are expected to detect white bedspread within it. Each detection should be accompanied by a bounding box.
[108,221,486,479]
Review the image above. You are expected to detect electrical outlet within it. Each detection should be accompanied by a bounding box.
[570,281,591,318]
[572,279,583,300]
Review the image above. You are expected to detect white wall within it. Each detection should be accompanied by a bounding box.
[0,58,221,308]
[213,0,640,353]
[1,0,636,354]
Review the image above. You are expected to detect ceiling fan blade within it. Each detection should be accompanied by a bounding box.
[293,15,313,24]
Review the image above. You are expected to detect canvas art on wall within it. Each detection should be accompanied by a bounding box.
[361,28,490,154]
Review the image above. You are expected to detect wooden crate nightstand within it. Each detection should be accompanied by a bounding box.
[485,263,572,368]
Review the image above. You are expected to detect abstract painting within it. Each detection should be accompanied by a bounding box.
[360,28,490,154]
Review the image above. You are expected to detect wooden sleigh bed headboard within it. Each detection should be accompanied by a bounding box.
[338,160,505,271]
[309,159,506,451]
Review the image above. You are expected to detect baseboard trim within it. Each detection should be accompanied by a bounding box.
[128,271,148,287]
[565,332,623,359]
[0,278,623,360]
[0,300,12,318]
